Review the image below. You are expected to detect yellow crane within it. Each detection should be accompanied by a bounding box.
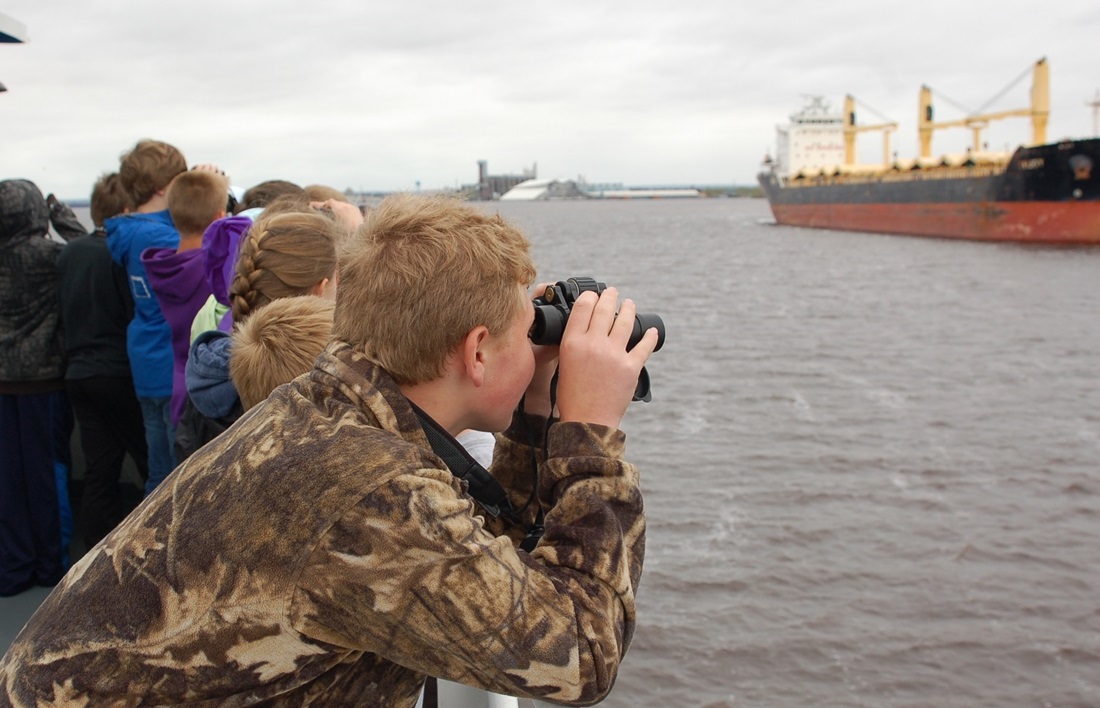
[918,57,1050,158]
[843,95,897,167]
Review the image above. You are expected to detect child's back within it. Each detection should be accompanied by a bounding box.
[106,139,187,494]
[142,170,228,428]
[106,211,178,397]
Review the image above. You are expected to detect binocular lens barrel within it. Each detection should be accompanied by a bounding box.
[631,313,665,352]
[531,306,664,351]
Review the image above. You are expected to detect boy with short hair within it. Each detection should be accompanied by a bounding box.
[142,169,228,443]
[229,294,334,410]
[163,169,229,252]
[118,139,188,211]
[89,171,132,228]
[106,139,188,495]
[0,194,659,706]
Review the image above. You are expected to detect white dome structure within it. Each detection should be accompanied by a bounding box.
[499,178,585,201]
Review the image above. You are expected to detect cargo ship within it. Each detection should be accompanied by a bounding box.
[757,58,1100,245]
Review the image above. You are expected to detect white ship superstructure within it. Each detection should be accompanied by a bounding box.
[774,96,846,177]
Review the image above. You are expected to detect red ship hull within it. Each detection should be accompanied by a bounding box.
[768,200,1100,244]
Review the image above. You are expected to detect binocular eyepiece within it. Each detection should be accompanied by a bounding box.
[529,277,665,401]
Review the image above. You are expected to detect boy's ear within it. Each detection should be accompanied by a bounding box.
[461,325,490,387]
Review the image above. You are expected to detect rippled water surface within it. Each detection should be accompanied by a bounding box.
[480,198,1100,707]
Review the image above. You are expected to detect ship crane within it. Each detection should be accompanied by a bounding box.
[1087,90,1100,137]
[918,57,1050,158]
[842,95,897,167]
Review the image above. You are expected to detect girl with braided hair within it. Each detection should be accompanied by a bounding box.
[179,208,342,460]
[228,209,340,323]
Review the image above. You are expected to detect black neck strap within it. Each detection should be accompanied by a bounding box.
[409,402,514,520]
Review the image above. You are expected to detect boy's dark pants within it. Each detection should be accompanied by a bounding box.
[66,376,149,548]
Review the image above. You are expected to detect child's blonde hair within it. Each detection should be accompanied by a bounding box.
[229,210,340,322]
[167,170,228,236]
[332,193,536,385]
[230,295,335,409]
[303,184,350,203]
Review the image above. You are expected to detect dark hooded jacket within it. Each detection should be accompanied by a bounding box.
[185,329,239,420]
[176,329,242,460]
[0,180,83,392]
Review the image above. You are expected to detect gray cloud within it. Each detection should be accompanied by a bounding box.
[2,0,1098,199]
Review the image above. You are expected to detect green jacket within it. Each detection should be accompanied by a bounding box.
[0,340,645,706]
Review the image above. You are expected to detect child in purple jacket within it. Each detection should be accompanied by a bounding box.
[141,170,228,438]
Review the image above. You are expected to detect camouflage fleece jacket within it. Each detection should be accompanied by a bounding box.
[0,340,645,707]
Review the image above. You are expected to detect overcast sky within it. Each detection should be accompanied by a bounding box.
[3,1,1099,199]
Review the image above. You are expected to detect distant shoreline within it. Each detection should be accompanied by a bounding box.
[58,184,764,205]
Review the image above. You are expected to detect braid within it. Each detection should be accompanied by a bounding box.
[230,224,269,322]
[227,210,340,325]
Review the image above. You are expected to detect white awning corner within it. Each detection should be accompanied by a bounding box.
[0,12,29,43]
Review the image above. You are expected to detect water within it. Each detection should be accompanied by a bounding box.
[476,198,1100,707]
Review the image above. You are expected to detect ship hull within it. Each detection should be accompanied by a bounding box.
[758,139,1100,244]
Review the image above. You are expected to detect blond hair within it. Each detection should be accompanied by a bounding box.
[89,172,131,227]
[167,170,228,236]
[229,210,340,322]
[332,193,535,385]
[303,184,350,203]
[118,139,187,207]
[230,295,335,409]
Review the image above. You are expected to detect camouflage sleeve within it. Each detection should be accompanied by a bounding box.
[291,421,643,706]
